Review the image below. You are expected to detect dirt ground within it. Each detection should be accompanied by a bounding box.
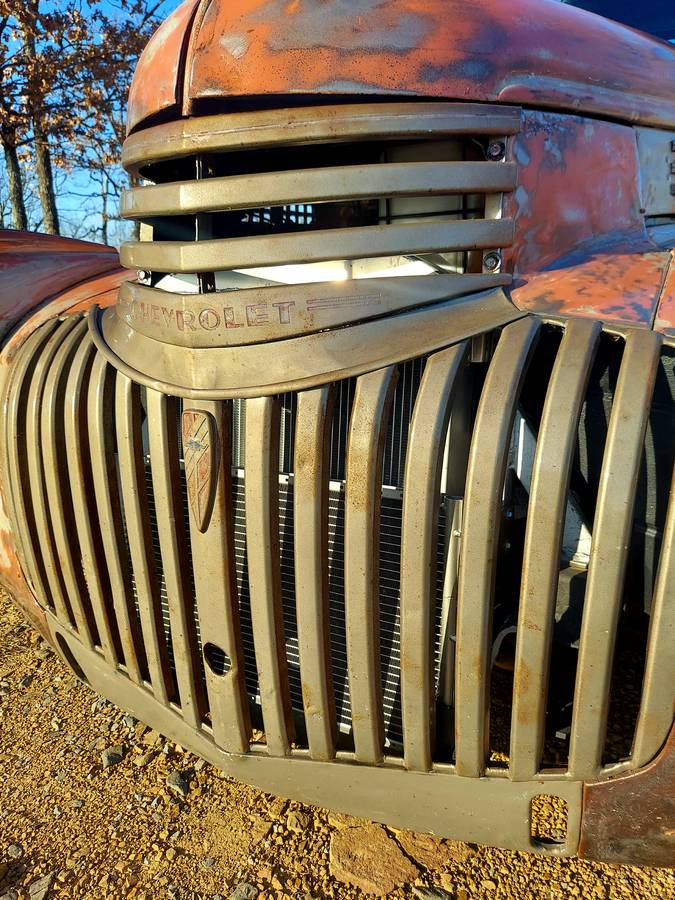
[1,589,673,900]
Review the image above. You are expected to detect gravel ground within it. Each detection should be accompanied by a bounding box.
[1,589,673,900]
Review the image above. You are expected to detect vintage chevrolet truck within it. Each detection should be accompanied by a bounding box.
[0,0,673,867]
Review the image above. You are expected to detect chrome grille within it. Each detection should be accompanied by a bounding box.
[3,313,673,784]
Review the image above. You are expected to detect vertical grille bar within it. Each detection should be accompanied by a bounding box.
[344,366,398,765]
[568,330,663,779]
[400,343,467,772]
[116,372,172,701]
[632,462,675,768]
[147,390,203,728]
[88,354,145,684]
[293,386,337,760]
[4,321,60,606]
[64,335,118,664]
[41,318,95,646]
[245,396,294,756]
[183,400,251,752]
[454,318,540,777]
[509,319,601,781]
[25,318,82,627]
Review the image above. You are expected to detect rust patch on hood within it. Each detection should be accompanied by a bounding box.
[126,0,675,134]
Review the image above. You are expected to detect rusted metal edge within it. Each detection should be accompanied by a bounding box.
[122,102,522,174]
[579,726,675,868]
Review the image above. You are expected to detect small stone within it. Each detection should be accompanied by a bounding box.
[132,751,156,768]
[19,675,33,688]
[326,811,369,829]
[28,872,55,900]
[330,824,419,897]
[122,714,137,728]
[202,858,215,869]
[142,729,161,748]
[6,845,22,860]
[266,797,287,819]
[412,889,454,900]
[101,745,125,768]
[286,810,310,834]
[166,770,191,797]
[229,885,258,900]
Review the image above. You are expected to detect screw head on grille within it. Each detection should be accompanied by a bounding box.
[487,140,506,161]
[483,251,502,272]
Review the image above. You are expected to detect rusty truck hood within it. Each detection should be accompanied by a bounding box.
[127,0,675,134]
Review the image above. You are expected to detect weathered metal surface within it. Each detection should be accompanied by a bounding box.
[568,329,662,779]
[117,274,512,350]
[94,289,526,399]
[122,101,521,174]
[126,0,201,134]
[504,111,645,273]
[636,127,675,217]
[454,317,541,778]
[3,311,672,863]
[126,0,675,134]
[579,725,675,868]
[122,219,514,275]
[654,251,675,336]
[0,230,118,343]
[509,319,601,782]
[501,110,671,325]
[510,248,671,326]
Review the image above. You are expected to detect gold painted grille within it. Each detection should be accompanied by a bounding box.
[114,102,520,352]
[3,313,673,783]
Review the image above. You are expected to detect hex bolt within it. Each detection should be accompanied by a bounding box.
[487,140,506,161]
[483,251,501,271]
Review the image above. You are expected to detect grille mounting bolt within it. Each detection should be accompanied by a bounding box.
[483,251,501,272]
[487,140,506,161]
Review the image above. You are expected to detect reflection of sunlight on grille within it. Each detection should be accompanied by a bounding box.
[145,136,493,295]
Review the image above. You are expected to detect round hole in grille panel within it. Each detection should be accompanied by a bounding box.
[204,643,231,676]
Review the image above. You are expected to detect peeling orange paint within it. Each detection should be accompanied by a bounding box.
[126,0,675,135]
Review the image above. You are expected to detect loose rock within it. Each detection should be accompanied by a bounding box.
[6,845,22,860]
[166,770,191,797]
[28,872,55,900]
[412,888,454,900]
[330,823,419,896]
[286,810,310,834]
[132,751,156,768]
[394,829,448,869]
[229,884,258,900]
[101,744,125,768]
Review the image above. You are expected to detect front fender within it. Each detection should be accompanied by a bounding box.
[0,231,128,637]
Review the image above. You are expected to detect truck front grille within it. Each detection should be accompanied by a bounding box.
[3,312,673,788]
